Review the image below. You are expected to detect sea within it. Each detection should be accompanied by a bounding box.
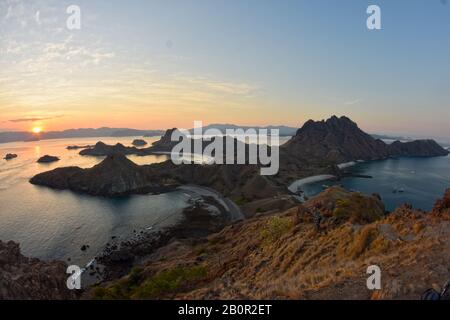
[301,156,450,212]
[0,136,188,266]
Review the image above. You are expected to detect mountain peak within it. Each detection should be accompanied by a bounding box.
[94,153,139,171]
[325,115,357,127]
[285,116,447,163]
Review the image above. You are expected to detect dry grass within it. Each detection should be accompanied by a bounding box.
[88,187,450,300]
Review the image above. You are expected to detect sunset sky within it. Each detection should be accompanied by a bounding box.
[1,0,449,139]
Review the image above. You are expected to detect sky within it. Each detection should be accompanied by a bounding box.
[0,0,449,139]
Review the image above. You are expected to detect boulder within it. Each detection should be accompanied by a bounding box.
[3,153,17,160]
[132,139,148,147]
[37,155,60,163]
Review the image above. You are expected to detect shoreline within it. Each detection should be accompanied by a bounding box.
[287,160,366,196]
[288,174,337,193]
[80,184,243,285]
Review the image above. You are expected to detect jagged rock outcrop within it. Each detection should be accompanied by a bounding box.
[388,140,448,157]
[0,240,78,300]
[30,153,168,196]
[433,188,450,213]
[37,155,60,163]
[79,117,448,166]
[281,116,389,163]
[147,128,180,152]
[281,116,448,163]
[131,139,147,147]
[79,129,183,156]
[80,142,141,156]
[3,153,18,160]
[30,152,285,200]
[67,145,92,150]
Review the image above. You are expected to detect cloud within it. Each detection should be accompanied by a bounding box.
[8,115,63,123]
[35,10,41,25]
[174,75,258,96]
[344,99,362,106]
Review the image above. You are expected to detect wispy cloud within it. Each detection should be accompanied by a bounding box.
[8,115,64,123]
[35,10,41,25]
[174,74,259,96]
[0,0,262,130]
[344,99,362,106]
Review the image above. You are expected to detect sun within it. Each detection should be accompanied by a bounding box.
[32,127,42,134]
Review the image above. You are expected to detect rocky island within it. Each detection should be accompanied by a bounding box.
[387,139,448,157]
[280,116,448,163]
[30,153,176,197]
[37,155,60,163]
[3,153,18,160]
[79,142,141,156]
[0,240,78,300]
[66,145,93,150]
[131,139,148,147]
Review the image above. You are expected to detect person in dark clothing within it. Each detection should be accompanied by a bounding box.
[421,280,450,300]
[421,288,441,300]
[311,205,323,231]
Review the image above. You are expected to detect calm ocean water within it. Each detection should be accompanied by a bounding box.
[302,155,450,211]
[0,136,190,266]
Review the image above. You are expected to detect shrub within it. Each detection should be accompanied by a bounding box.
[333,193,384,224]
[132,266,207,299]
[260,216,293,242]
[92,265,207,300]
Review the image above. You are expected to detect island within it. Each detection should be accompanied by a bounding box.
[66,145,93,150]
[37,155,60,163]
[131,139,148,147]
[3,153,18,160]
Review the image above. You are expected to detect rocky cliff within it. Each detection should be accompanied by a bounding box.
[281,116,448,163]
[30,153,168,196]
[80,142,141,156]
[282,116,389,163]
[30,153,285,200]
[388,139,448,157]
[0,240,78,300]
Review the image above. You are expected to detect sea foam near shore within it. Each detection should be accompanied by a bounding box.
[288,174,336,193]
[288,161,362,193]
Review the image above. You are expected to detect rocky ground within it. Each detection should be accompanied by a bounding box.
[0,240,79,300]
[87,187,450,300]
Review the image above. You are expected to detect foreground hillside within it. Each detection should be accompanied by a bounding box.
[90,187,450,300]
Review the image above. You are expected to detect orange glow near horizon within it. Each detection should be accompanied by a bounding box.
[32,127,43,134]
